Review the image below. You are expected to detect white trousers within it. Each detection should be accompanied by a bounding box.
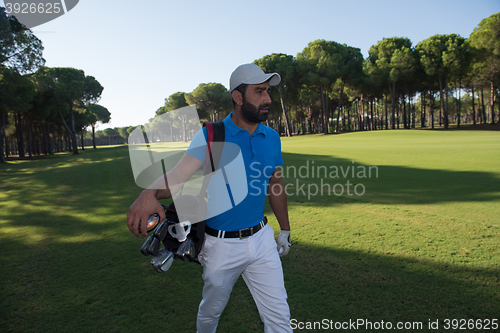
[196,224,292,333]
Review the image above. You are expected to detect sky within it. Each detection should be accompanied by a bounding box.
[2,0,499,130]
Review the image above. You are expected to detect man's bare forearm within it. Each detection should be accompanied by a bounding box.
[145,153,202,199]
[268,171,290,230]
[145,174,172,199]
[127,153,203,237]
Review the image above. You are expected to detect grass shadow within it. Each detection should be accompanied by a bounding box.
[1,230,498,332]
[0,144,499,332]
[280,152,500,206]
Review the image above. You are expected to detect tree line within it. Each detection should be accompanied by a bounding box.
[2,10,499,163]
[152,12,499,137]
[0,7,111,163]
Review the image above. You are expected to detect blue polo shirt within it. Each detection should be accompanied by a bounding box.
[186,113,283,231]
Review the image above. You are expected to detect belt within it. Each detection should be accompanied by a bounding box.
[205,217,267,239]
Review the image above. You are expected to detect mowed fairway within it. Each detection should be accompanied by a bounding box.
[0,130,499,332]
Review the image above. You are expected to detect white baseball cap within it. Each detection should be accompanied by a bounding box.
[229,63,281,92]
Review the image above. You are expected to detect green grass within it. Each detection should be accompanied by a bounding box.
[0,130,499,332]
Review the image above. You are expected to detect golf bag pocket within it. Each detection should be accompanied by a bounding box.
[160,196,206,264]
[168,221,192,242]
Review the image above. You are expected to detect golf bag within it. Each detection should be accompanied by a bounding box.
[140,121,225,270]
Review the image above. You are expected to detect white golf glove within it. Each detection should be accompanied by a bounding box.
[277,230,291,257]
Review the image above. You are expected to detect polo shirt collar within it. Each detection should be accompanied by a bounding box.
[223,112,267,137]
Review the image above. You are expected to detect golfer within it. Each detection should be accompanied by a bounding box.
[127,63,292,333]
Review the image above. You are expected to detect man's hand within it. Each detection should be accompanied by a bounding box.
[276,230,291,257]
[127,189,166,237]
[127,153,204,237]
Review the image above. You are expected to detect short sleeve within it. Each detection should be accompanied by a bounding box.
[185,128,207,162]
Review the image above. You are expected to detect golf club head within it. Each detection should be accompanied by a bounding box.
[139,213,160,232]
[175,237,196,261]
[151,248,174,273]
[140,235,155,256]
[153,219,169,242]
[147,237,161,256]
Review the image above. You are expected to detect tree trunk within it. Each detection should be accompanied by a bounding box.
[58,102,78,155]
[69,106,79,154]
[411,94,415,128]
[396,98,400,129]
[45,123,51,154]
[409,96,412,128]
[26,120,33,159]
[335,81,344,133]
[5,133,10,157]
[182,114,187,142]
[402,94,407,129]
[66,133,71,150]
[277,85,292,137]
[385,94,388,130]
[34,125,41,155]
[81,129,85,150]
[347,105,352,131]
[92,123,97,148]
[443,79,449,129]
[341,105,346,131]
[320,84,328,134]
[439,75,444,127]
[457,80,461,128]
[59,126,63,152]
[431,94,435,129]
[360,94,364,131]
[491,74,496,124]
[0,108,5,163]
[15,112,25,158]
[379,99,382,130]
[35,125,41,156]
[421,93,426,128]
[409,94,412,128]
[444,79,450,129]
[472,84,476,125]
[396,92,400,128]
[389,81,396,129]
[481,87,486,124]
[58,127,61,152]
[306,107,313,134]
[358,101,362,131]
[370,98,374,130]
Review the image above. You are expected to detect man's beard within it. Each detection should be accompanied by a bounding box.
[240,97,270,123]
